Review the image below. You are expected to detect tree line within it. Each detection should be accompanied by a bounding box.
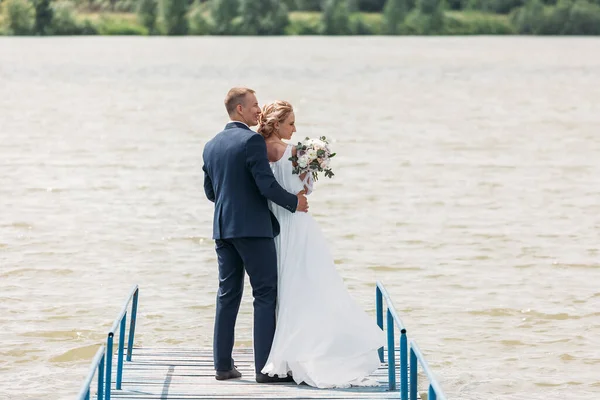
[1,0,599,35]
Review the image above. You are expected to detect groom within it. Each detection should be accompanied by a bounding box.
[202,87,309,383]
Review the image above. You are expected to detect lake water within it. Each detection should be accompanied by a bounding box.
[1,36,599,400]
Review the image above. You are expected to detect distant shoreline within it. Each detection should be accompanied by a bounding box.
[0,10,513,36]
[1,8,599,36]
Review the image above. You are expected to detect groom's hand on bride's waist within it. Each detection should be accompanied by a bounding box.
[296,190,309,213]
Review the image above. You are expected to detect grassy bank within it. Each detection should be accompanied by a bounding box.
[75,12,148,34]
[445,11,514,34]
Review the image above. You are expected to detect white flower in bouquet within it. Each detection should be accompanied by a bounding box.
[298,155,309,168]
[289,136,336,181]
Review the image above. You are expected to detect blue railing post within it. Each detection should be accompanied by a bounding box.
[98,352,105,400]
[376,287,384,363]
[429,385,437,400]
[400,330,408,400]
[410,348,417,400]
[386,309,396,391]
[126,289,138,362]
[116,314,127,389]
[77,286,140,400]
[375,283,445,399]
[77,345,106,400]
[105,334,113,400]
[409,340,447,400]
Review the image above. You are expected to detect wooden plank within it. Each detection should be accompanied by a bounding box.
[109,347,415,400]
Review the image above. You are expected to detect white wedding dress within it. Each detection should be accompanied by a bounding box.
[261,145,385,388]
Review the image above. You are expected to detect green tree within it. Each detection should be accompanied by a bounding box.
[239,0,289,35]
[511,0,545,33]
[160,0,188,34]
[137,0,158,33]
[322,0,351,34]
[295,0,322,10]
[188,0,211,34]
[383,0,409,34]
[282,0,298,10]
[445,0,465,10]
[516,0,600,34]
[210,0,239,34]
[358,0,386,11]
[418,0,442,14]
[49,0,80,34]
[0,0,35,35]
[263,0,290,34]
[541,0,571,32]
[467,0,524,13]
[1,0,34,34]
[416,0,445,32]
[34,0,53,35]
[239,0,261,34]
[563,0,600,34]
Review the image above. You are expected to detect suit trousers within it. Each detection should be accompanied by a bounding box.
[213,237,278,373]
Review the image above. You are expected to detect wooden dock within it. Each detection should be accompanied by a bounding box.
[110,347,405,400]
[77,285,442,400]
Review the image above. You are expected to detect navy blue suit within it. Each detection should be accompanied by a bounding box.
[202,122,297,373]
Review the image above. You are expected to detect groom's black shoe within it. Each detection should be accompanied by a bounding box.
[215,366,242,381]
[255,373,294,384]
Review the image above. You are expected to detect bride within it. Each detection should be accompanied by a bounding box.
[257,100,385,388]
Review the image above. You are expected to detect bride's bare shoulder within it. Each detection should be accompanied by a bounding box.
[265,141,288,162]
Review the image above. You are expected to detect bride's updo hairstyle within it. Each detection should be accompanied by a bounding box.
[257,100,293,139]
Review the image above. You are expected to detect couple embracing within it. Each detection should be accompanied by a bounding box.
[202,87,384,388]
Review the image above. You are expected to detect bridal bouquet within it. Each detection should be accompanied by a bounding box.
[289,136,336,181]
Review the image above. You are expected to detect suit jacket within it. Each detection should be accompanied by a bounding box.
[202,122,297,239]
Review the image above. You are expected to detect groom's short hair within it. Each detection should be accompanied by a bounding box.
[225,87,255,116]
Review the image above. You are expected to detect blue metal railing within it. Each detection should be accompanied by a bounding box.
[77,285,139,400]
[78,283,445,399]
[376,281,408,398]
[76,346,105,400]
[376,281,446,400]
[106,284,139,399]
[410,340,447,400]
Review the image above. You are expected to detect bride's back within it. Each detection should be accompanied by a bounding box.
[268,144,304,197]
[266,141,287,163]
